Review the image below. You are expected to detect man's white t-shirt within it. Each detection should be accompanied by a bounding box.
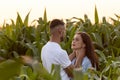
[41,42,71,80]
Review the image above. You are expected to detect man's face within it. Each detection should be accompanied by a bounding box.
[59,25,66,42]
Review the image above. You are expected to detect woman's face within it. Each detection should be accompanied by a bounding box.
[71,34,85,50]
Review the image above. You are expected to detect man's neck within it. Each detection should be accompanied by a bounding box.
[50,35,60,44]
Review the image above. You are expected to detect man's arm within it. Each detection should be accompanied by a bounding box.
[74,50,85,68]
[64,64,74,78]
[69,51,76,61]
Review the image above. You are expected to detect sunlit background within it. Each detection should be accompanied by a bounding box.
[0,0,120,25]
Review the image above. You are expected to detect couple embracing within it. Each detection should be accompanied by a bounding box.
[41,19,99,80]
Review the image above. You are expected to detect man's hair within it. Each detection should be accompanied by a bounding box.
[49,19,65,29]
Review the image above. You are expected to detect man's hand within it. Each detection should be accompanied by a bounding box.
[69,51,76,61]
[74,49,85,68]
[21,56,33,64]
[64,64,75,78]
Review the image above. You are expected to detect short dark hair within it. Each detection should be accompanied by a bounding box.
[49,19,65,29]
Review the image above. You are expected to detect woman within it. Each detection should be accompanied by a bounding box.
[69,32,99,72]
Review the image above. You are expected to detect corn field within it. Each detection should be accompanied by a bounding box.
[0,7,120,80]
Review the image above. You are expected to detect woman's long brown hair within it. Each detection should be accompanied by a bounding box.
[77,32,99,70]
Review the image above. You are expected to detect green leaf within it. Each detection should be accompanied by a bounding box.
[16,12,23,27]
[24,11,30,27]
[115,14,120,19]
[11,19,15,26]
[0,60,22,80]
[94,5,99,24]
[102,17,106,23]
[43,8,47,23]
[73,68,88,80]
[51,65,61,80]
[91,33,103,48]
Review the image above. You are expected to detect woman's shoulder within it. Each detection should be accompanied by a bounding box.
[82,56,91,65]
[82,56,92,72]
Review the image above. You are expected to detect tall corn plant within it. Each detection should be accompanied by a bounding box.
[0,12,31,59]
[0,6,120,80]
[33,8,50,61]
[0,12,33,80]
[62,6,120,79]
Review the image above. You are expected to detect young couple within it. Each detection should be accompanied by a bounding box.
[41,19,99,80]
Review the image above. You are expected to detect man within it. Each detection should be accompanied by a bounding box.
[41,19,74,80]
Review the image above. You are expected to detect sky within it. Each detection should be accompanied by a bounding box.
[0,0,120,25]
